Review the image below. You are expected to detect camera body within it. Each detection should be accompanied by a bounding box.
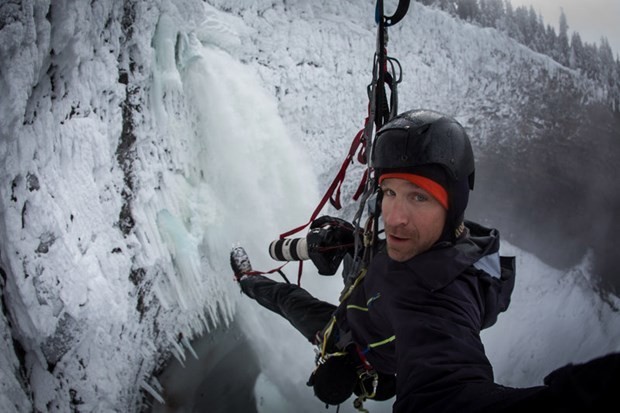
[305,223,351,275]
[269,216,356,275]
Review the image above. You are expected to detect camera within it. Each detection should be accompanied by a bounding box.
[269,216,356,276]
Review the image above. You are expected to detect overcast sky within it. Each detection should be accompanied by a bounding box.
[509,0,620,57]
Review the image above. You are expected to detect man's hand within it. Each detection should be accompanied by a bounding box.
[307,216,357,275]
[544,352,620,411]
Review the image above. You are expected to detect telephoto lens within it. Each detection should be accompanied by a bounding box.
[269,238,310,261]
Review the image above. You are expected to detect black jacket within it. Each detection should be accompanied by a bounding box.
[336,221,517,411]
[334,221,620,412]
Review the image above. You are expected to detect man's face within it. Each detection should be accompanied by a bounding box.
[380,177,447,262]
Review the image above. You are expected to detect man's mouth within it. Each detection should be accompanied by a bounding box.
[387,233,408,242]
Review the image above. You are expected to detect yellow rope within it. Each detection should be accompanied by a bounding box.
[368,335,395,348]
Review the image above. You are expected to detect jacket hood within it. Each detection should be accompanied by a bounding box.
[390,220,514,329]
[399,220,500,292]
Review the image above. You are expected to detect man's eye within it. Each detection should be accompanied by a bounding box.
[382,188,395,197]
[412,193,428,202]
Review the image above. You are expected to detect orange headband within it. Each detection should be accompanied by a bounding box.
[379,173,449,209]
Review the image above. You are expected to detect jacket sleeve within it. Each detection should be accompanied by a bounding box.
[390,270,497,413]
[388,266,558,413]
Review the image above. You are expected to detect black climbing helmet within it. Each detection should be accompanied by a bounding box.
[371,109,475,190]
[371,109,476,242]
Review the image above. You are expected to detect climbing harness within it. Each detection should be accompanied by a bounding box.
[311,217,396,410]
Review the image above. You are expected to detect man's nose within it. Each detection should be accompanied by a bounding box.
[385,197,408,227]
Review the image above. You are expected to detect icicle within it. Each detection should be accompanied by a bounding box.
[150,377,164,394]
[170,338,186,366]
[140,379,165,405]
[181,334,199,360]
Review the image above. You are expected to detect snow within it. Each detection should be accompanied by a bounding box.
[483,246,620,385]
[0,0,618,412]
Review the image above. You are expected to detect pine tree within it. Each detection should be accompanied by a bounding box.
[614,58,620,111]
[487,0,505,29]
[598,37,616,87]
[527,6,544,53]
[479,0,505,28]
[545,24,558,61]
[569,32,584,72]
[513,6,528,45]
[455,0,479,22]
[557,9,570,66]
[583,42,600,80]
[503,0,520,42]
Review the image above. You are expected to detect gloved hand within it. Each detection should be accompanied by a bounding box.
[307,216,358,275]
[307,354,357,405]
[543,352,620,411]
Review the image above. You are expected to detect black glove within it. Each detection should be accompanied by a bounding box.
[307,354,357,405]
[543,352,620,411]
[306,216,358,275]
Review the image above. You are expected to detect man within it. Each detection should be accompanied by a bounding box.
[231,109,619,412]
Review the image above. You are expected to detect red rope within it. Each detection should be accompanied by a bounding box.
[279,121,369,240]
[235,262,289,278]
